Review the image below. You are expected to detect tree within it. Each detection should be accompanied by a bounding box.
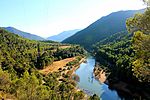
[143,0,150,7]
[74,91,85,100]
[126,8,150,82]
[132,31,150,82]
[126,9,150,34]
[0,68,11,92]
[14,71,41,100]
[89,94,100,100]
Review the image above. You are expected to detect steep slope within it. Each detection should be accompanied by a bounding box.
[93,8,150,99]
[47,29,80,42]
[94,31,128,45]
[63,9,144,49]
[4,27,45,40]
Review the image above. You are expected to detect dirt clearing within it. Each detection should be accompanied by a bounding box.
[39,57,76,75]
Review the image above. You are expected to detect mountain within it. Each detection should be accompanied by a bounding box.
[94,31,128,46]
[62,9,144,49]
[47,29,81,42]
[3,27,45,40]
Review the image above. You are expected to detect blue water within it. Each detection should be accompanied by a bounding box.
[75,56,122,100]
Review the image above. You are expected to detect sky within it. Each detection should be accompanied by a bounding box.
[0,0,145,38]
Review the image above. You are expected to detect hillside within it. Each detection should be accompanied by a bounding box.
[47,29,80,42]
[94,31,128,46]
[4,27,45,40]
[63,9,144,50]
[93,8,150,99]
[0,28,87,99]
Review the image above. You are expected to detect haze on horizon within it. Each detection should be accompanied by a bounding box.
[0,0,145,38]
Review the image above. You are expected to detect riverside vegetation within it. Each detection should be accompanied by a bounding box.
[63,2,150,99]
[0,1,150,100]
[93,8,150,99]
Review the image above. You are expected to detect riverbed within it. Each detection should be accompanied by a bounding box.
[75,56,122,100]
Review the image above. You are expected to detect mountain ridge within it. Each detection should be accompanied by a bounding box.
[47,29,81,42]
[62,9,145,50]
[3,27,45,40]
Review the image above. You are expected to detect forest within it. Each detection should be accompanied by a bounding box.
[0,1,149,100]
[94,8,150,99]
[0,28,99,99]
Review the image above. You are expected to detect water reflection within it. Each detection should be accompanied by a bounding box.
[75,56,122,100]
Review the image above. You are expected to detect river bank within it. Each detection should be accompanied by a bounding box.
[53,56,90,99]
[68,56,86,75]
[41,55,90,99]
[93,65,150,100]
[108,79,150,100]
[69,57,92,99]
[75,56,122,100]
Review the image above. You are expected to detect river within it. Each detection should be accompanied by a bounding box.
[75,56,122,100]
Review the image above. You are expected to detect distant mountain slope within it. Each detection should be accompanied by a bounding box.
[94,31,129,46]
[47,29,80,42]
[63,9,144,49]
[4,27,45,40]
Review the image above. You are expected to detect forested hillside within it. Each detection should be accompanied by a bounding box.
[94,32,134,81]
[1,0,149,100]
[94,8,150,99]
[0,28,89,99]
[63,9,144,50]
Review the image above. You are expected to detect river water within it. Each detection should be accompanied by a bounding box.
[75,56,122,100]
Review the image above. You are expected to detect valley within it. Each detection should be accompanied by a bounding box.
[0,28,88,99]
[0,1,150,100]
[64,7,150,100]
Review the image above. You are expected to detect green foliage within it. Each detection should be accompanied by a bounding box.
[36,51,54,69]
[0,68,11,92]
[40,40,59,43]
[54,45,86,60]
[12,71,45,100]
[0,28,54,74]
[126,9,150,82]
[94,31,128,46]
[0,28,86,99]
[126,9,150,34]
[74,91,85,100]
[94,32,134,81]
[0,28,85,71]
[89,94,100,100]
[95,9,150,83]
[132,31,150,82]
[66,60,78,66]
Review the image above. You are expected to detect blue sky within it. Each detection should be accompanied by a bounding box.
[0,0,145,38]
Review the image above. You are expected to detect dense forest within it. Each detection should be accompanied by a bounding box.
[0,28,99,100]
[94,8,150,99]
[94,31,133,81]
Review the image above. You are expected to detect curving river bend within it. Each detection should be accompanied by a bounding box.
[75,56,122,100]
